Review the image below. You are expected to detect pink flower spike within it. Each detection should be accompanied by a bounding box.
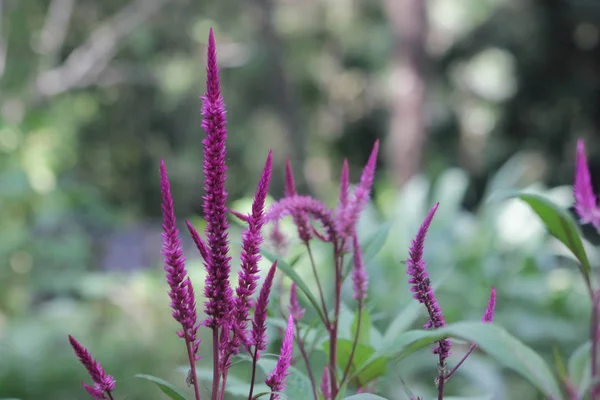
[284,158,312,243]
[351,233,368,302]
[320,367,331,400]
[265,314,295,398]
[266,195,336,242]
[289,282,305,321]
[337,140,379,237]
[482,286,496,323]
[252,261,278,352]
[338,158,350,212]
[285,158,298,197]
[185,220,209,262]
[68,335,115,397]
[201,27,234,329]
[574,139,600,229]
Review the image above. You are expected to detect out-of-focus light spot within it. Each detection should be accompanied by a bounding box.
[547,268,573,292]
[305,157,332,186]
[495,197,544,248]
[23,130,57,194]
[0,127,19,151]
[461,105,496,137]
[451,48,516,102]
[10,251,32,275]
[1,99,25,124]
[574,23,599,50]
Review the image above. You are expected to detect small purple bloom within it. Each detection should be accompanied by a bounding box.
[406,203,451,360]
[338,158,350,212]
[265,314,295,399]
[201,28,234,329]
[351,233,368,302]
[252,261,278,353]
[185,220,209,262]
[320,367,331,400]
[289,282,305,321]
[68,335,115,398]
[285,158,312,243]
[266,195,336,242]
[482,286,496,323]
[574,139,600,230]
[160,161,199,353]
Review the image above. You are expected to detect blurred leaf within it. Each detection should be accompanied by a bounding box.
[381,322,562,399]
[509,192,591,290]
[262,249,326,324]
[135,374,188,400]
[553,346,568,382]
[343,395,388,400]
[352,308,371,346]
[344,222,392,278]
[323,339,387,386]
[568,341,591,394]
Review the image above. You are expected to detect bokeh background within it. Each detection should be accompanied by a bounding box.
[1,0,599,398]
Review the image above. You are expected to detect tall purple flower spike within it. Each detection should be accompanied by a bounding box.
[252,261,278,353]
[336,141,379,237]
[230,151,273,349]
[574,139,600,231]
[289,282,305,321]
[351,233,368,302]
[482,286,496,323]
[201,27,234,329]
[160,161,200,355]
[285,159,312,243]
[320,367,331,400]
[406,203,451,360]
[68,335,116,399]
[265,314,295,399]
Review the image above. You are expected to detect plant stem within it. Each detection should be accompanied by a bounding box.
[306,243,331,327]
[329,243,343,399]
[212,328,220,400]
[294,322,318,400]
[444,343,476,382]
[437,353,446,400]
[339,303,363,390]
[107,392,115,400]
[219,370,229,400]
[248,347,259,400]
[185,332,202,400]
[591,291,600,400]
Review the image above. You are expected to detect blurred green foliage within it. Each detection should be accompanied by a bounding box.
[1,0,599,398]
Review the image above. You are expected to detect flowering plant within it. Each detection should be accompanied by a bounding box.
[66,29,596,400]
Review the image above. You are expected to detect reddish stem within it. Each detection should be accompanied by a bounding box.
[591,291,600,400]
[437,354,446,400]
[247,347,259,400]
[294,322,318,400]
[329,243,344,398]
[211,328,220,400]
[219,370,228,400]
[185,331,202,400]
[306,243,331,327]
[444,344,476,382]
[339,303,363,389]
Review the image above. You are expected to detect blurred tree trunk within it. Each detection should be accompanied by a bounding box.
[384,0,429,186]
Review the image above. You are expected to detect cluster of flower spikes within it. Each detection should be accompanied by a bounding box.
[574,138,600,232]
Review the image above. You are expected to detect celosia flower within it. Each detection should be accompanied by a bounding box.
[337,159,350,212]
[285,159,312,243]
[266,195,336,242]
[574,139,600,230]
[406,203,451,360]
[336,141,379,237]
[320,367,331,400]
[201,27,234,329]
[252,261,278,352]
[68,335,115,398]
[268,221,288,255]
[160,161,199,353]
[230,151,273,349]
[265,314,295,399]
[289,282,305,320]
[482,286,496,323]
[351,233,368,302]
[185,220,209,262]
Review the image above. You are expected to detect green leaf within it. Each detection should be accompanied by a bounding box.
[511,192,591,289]
[343,395,389,400]
[262,248,327,324]
[553,346,568,382]
[352,308,371,346]
[195,368,269,396]
[343,222,392,278]
[381,322,562,399]
[322,339,387,386]
[568,341,591,393]
[135,374,188,400]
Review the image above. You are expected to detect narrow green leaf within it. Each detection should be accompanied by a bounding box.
[343,222,392,279]
[135,374,188,400]
[322,339,387,386]
[352,308,371,346]
[511,192,591,289]
[379,322,562,399]
[568,341,591,393]
[262,248,327,324]
[553,346,568,382]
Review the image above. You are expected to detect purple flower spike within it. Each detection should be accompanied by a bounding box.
[266,195,336,242]
[574,139,600,230]
[406,203,451,360]
[351,233,368,302]
[265,314,295,399]
[285,159,312,243]
[337,141,379,237]
[252,261,278,352]
[482,286,496,323]
[68,335,115,398]
[201,28,234,329]
[160,161,199,347]
[320,367,331,400]
[231,151,273,348]
[185,220,209,262]
[338,158,350,212]
[289,282,305,321]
